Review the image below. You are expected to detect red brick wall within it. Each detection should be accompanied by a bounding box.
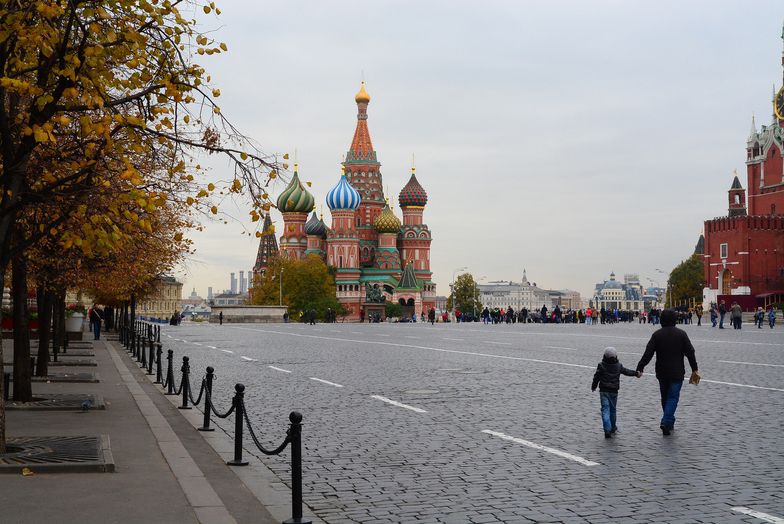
[703,216,784,295]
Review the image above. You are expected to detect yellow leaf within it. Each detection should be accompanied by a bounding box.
[203,6,211,13]
[283,153,289,159]
[240,152,248,160]
[211,206,218,214]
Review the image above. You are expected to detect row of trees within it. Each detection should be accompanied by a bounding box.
[0,2,281,452]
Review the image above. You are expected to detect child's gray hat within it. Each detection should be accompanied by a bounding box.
[603,347,618,359]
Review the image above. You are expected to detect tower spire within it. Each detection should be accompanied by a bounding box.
[748,114,757,143]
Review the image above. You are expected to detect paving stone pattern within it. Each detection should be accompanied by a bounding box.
[160,322,783,523]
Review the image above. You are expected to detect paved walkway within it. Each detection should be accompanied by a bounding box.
[0,337,280,524]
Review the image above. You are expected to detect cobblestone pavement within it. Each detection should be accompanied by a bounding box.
[161,321,784,523]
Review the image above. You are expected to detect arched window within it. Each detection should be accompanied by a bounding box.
[734,194,740,205]
[356,217,361,227]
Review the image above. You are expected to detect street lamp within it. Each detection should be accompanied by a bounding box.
[451,266,468,323]
[655,268,671,308]
[278,267,284,306]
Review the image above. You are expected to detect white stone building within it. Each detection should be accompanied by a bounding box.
[477,270,551,311]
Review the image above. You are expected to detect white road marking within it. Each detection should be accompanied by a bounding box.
[486,341,512,346]
[220,350,234,354]
[482,430,599,467]
[207,346,217,349]
[371,395,426,413]
[350,331,362,334]
[700,379,784,392]
[405,336,418,339]
[240,356,258,362]
[719,360,784,368]
[310,377,344,388]
[192,342,202,346]
[227,326,596,370]
[443,338,463,341]
[268,366,292,373]
[165,334,171,337]
[544,346,578,351]
[731,506,784,523]
[377,334,390,337]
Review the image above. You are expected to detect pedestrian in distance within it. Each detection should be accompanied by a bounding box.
[768,306,776,329]
[89,304,104,340]
[710,303,718,327]
[218,311,223,325]
[695,304,703,326]
[636,309,699,436]
[591,347,640,438]
[755,307,764,329]
[730,301,742,330]
[718,300,726,329]
[428,307,436,325]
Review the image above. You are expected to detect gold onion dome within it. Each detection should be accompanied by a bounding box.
[374,202,402,233]
[276,167,315,213]
[355,81,371,104]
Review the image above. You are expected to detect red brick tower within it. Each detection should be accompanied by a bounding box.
[398,166,436,311]
[343,82,385,267]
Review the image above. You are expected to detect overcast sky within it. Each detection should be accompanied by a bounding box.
[176,0,783,300]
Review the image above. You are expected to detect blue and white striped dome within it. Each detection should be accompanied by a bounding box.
[326,174,361,211]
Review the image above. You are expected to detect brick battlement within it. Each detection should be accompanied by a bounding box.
[704,215,784,233]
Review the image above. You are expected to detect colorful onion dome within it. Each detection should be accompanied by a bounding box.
[276,167,315,213]
[374,202,401,233]
[304,212,328,237]
[398,168,428,207]
[326,170,361,211]
[355,81,371,104]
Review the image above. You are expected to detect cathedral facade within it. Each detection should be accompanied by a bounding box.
[272,83,436,320]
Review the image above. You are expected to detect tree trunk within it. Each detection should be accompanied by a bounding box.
[11,256,32,402]
[0,268,6,453]
[55,289,66,354]
[35,286,52,377]
[130,294,136,326]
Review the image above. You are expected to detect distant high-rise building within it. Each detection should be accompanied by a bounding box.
[239,271,247,294]
[207,287,213,300]
[230,272,237,294]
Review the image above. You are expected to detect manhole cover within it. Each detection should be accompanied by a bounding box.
[404,389,439,395]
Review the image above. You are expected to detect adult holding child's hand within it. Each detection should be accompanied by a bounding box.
[636,309,699,436]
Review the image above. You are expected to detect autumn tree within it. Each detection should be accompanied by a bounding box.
[667,255,705,308]
[446,273,481,317]
[0,1,281,452]
[250,255,342,321]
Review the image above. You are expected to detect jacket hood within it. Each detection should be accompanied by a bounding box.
[660,309,677,327]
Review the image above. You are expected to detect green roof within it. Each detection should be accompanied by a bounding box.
[397,263,421,290]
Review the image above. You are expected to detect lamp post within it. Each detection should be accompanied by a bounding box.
[655,268,671,308]
[279,267,284,306]
[451,266,468,323]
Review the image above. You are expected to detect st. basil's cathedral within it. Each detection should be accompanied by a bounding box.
[257,82,436,320]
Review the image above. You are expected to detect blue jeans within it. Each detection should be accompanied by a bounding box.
[719,312,725,328]
[658,379,683,429]
[93,321,101,340]
[599,392,618,432]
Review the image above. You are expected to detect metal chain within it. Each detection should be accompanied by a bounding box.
[188,377,205,406]
[174,375,183,396]
[206,387,235,419]
[240,398,290,456]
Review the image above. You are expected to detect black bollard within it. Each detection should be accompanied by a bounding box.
[156,325,161,343]
[3,372,9,401]
[198,367,215,432]
[283,412,311,524]
[141,336,147,368]
[164,350,176,395]
[146,340,154,375]
[154,344,163,384]
[179,356,191,409]
[226,384,249,466]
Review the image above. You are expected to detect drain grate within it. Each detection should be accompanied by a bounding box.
[6,394,104,411]
[0,435,114,473]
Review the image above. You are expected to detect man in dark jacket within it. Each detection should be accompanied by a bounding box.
[592,347,639,438]
[636,309,699,435]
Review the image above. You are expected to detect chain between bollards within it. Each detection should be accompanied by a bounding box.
[140,335,147,368]
[146,338,154,375]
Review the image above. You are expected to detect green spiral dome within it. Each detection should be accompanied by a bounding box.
[374,204,402,233]
[276,171,315,213]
